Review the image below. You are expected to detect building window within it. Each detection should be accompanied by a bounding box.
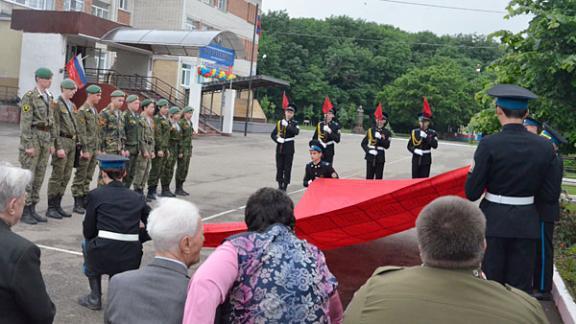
[215,0,226,11]
[181,64,192,88]
[118,0,128,10]
[95,51,108,70]
[91,0,110,19]
[200,0,212,5]
[14,0,54,9]
[185,17,197,31]
[64,0,83,11]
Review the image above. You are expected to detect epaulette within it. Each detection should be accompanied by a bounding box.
[321,161,332,167]
[373,266,404,276]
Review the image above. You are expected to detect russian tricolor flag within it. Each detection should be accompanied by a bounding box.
[66,54,87,88]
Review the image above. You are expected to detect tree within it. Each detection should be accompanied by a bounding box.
[468,108,501,135]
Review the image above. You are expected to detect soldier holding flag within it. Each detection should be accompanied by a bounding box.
[270,92,299,191]
[361,103,391,179]
[407,97,438,178]
[313,96,341,165]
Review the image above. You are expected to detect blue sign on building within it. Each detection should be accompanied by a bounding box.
[199,44,235,68]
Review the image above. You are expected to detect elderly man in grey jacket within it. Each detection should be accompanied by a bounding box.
[104,198,204,324]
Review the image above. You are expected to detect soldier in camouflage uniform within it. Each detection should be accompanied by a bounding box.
[99,90,127,156]
[19,67,55,225]
[121,95,141,188]
[175,106,194,196]
[133,99,155,197]
[146,99,170,201]
[160,107,182,197]
[71,85,102,214]
[46,79,78,220]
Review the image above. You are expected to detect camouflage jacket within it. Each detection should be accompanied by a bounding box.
[19,88,54,149]
[139,114,155,156]
[122,110,141,154]
[153,114,171,152]
[178,118,194,155]
[99,105,125,153]
[168,119,182,148]
[52,96,78,150]
[75,103,100,154]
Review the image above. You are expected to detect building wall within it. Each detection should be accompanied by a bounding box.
[132,0,184,30]
[0,19,22,87]
[152,58,180,91]
[117,8,130,24]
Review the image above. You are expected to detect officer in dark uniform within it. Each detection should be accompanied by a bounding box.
[312,107,341,165]
[78,154,150,310]
[303,140,338,187]
[271,103,299,191]
[361,104,391,179]
[465,84,561,293]
[533,123,566,300]
[407,111,438,178]
[523,117,542,135]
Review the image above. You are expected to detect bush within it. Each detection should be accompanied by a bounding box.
[555,201,576,298]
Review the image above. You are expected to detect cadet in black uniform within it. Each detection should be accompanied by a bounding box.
[271,103,299,191]
[465,84,561,293]
[312,104,341,165]
[303,140,338,187]
[78,154,151,311]
[407,110,438,178]
[361,104,391,179]
[523,116,542,135]
[532,123,566,300]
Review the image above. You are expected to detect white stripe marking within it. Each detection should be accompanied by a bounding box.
[37,244,83,256]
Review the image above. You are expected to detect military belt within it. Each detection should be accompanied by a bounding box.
[319,140,335,148]
[414,149,431,155]
[283,137,295,142]
[485,193,534,206]
[98,230,139,242]
[59,132,75,140]
[367,145,385,151]
[33,125,50,132]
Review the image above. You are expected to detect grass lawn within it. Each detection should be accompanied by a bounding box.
[563,185,576,196]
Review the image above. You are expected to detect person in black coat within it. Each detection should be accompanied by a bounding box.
[271,103,299,191]
[407,112,438,178]
[465,84,561,294]
[312,108,341,165]
[0,163,55,324]
[303,140,338,187]
[78,154,151,311]
[361,105,391,179]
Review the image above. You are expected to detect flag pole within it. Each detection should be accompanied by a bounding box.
[243,3,259,137]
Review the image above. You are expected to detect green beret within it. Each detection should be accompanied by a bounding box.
[182,106,194,113]
[85,84,102,94]
[141,99,154,108]
[35,67,53,79]
[157,99,169,107]
[126,95,139,103]
[60,79,77,90]
[169,106,182,115]
[110,90,126,97]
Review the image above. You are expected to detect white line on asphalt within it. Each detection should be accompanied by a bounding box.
[37,244,83,256]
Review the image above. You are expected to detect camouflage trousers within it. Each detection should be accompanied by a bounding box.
[132,154,152,191]
[124,145,139,188]
[71,153,97,197]
[175,148,192,184]
[47,137,76,198]
[148,152,167,188]
[19,131,51,205]
[161,144,179,187]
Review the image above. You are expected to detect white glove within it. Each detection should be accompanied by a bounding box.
[277,137,285,144]
[420,130,427,138]
[369,149,378,156]
[323,125,332,133]
[281,119,288,127]
[375,132,382,139]
[307,180,313,185]
[414,149,423,156]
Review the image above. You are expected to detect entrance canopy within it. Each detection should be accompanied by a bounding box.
[202,75,289,93]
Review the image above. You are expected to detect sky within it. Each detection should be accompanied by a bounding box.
[261,0,532,36]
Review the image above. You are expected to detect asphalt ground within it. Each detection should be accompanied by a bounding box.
[0,123,561,323]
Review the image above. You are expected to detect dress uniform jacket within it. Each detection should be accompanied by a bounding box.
[303,161,338,187]
[271,119,300,155]
[0,220,55,324]
[407,127,438,165]
[312,121,341,163]
[83,181,150,276]
[361,127,391,163]
[344,266,548,324]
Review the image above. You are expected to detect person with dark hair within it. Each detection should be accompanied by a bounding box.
[466,84,561,294]
[304,140,338,187]
[183,188,343,323]
[78,154,151,311]
[271,103,299,191]
[344,196,548,324]
[361,104,391,179]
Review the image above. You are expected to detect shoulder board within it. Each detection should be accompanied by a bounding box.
[321,161,331,167]
[373,266,404,276]
[24,90,34,97]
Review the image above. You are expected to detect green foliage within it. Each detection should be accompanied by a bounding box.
[555,202,576,297]
[468,108,501,135]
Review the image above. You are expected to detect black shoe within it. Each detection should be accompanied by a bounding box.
[533,291,552,301]
[73,196,85,214]
[147,187,157,201]
[282,183,289,192]
[278,182,284,191]
[20,205,38,225]
[82,195,88,208]
[46,197,62,219]
[160,186,176,197]
[55,195,71,218]
[175,184,189,196]
[78,276,102,310]
[31,203,47,222]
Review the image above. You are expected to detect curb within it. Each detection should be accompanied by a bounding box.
[553,266,576,324]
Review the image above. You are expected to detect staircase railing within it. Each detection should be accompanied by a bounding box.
[0,85,19,104]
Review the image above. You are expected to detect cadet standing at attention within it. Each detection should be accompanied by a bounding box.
[146,99,170,201]
[271,103,299,191]
[361,103,391,180]
[465,84,561,293]
[133,99,155,197]
[99,90,127,156]
[160,107,182,197]
[46,79,78,220]
[19,67,55,224]
[71,85,102,214]
[122,95,141,188]
[312,97,341,165]
[175,106,194,196]
[407,98,438,178]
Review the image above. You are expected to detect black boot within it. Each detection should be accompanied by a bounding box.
[46,196,62,219]
[160,186,176,197]
[78,276,102,310]
[146,187,157,201]
[20,205,38,225]
[73,196,85,214]
[134,188,144,195]
[82,195,88,208]
[31,203,47,222]
[282,182,289,192]
[56,195,71,218]
[278,182,285,192]
[175,182,189,196]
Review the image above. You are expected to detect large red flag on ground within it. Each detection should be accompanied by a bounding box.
[282,91,289,110]
[202,166,470,250]
[322,96,333,114]
[422,96,432,118]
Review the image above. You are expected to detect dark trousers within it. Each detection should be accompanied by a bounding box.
[412,162,431,179]
[534,221,554,293]
[276,153,294,185]
[322,145,335,165]
[483,237,537,293]
[366,160,385,179]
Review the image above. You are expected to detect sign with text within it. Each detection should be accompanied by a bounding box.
[199,44,235,68]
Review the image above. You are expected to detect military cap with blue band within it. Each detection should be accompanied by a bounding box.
[309,139,323,153]
[541,122,567,145]
[523,117,541,127]
[96,154,129,170]
[487,84,538,110]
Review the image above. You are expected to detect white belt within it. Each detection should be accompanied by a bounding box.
[320,140,335,148]
[98,230,139,242]
[414,149,431,155]
[283,137,295,142]
[368,145,386,151]
[484,193,534,206]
